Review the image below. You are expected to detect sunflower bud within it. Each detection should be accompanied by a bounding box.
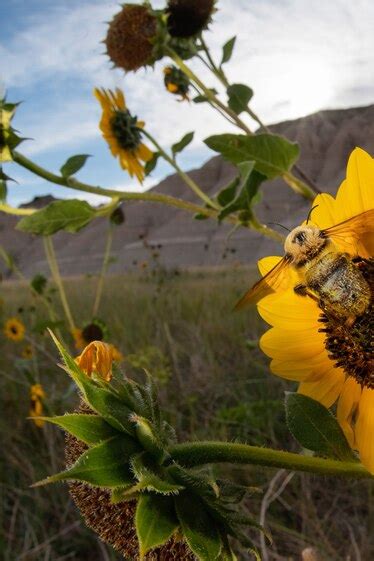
[164,65,190,100]
[166,0,216,38]
[105,4,158,72]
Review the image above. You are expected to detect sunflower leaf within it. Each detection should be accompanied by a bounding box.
[175,492,223,561]
[227,84,253,115]
[172,132,194,156]
[40,414,121,445]
[221,37,236,65]
[218,162,265,221]
[285,392,356,461]
[136,494,178,558]
[16,200,96,235]
[145,152,160,176]
[60,154,91,178]
[33,436,136,488]
[205,133,299,179]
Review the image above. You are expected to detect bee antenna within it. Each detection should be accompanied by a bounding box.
[268,222,291,233]
[306,205,319,224]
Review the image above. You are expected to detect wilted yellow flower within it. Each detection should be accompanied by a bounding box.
[3,317,25,341]
[29,384,46,428]
[110,344,124,363]
[72,327,85,351]
[0,104,14,162]
[76,341,114,382]
[255,148,374,473]
[94,87,152,183]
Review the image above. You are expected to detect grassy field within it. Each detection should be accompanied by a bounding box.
[1,269,372,561]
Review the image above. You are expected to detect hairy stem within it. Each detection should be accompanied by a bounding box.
[170,441,372,480]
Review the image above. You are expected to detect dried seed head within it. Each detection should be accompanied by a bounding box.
[320,258,373,387]
[105,4,158,72]
[65,404,195,560]
[166,0,215,38]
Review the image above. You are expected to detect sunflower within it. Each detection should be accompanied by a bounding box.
[163,65,190,100]
[255,148,374,473]
[29,384,46,428]
[3,317,25,341]
[75,341,114,382]
[21,344,33,359]
[0,104,14,162]
[94,88,152,183]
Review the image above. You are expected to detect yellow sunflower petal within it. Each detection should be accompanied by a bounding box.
[337,377,362,447]
[260,327,326,361]
[270,354,330,382]
[257,290,319,330]
[355,387,374,474]
[0,145,13,162]
[136,142,153,162]
[297,366,345,408]
[308,193,338,230]
[114,88,126,110]
[336,148,374,218]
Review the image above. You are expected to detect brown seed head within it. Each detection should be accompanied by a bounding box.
[166,0,215,38]
[105,4,158,71]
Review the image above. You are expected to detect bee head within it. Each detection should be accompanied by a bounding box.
[284,225,327,265]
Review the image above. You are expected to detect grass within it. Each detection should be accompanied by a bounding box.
[1,268,372,560]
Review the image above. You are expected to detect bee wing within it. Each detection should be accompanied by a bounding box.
[323,209,374,257]
[235,256,292,310]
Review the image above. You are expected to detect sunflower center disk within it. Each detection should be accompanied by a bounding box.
[110,111,141,151]
[319,258,374,388]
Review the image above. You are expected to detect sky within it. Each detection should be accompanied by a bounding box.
[1,0,374,207]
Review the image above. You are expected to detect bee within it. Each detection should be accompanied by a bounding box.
[235,209,374,323]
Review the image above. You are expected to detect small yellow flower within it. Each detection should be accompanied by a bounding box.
[22,344,33,359]
[29,384,46,428]
[0,104,14,162]
[255,148,374,473]
[76,341,114,382]
[72,327,86,351]
[94,88,152,183]
[163,65,190,100]
[3,317,25,341]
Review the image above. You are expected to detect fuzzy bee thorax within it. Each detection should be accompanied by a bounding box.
[284,225,328,266]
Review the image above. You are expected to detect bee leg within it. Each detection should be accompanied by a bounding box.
[294,284,319,303]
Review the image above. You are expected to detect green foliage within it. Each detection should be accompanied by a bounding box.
[285,393,356,461]
[221,37,236,65]
[30,273,47,295]
[110,206,125,226]
[172,131,194,157]
[145,151,160,176]
[136,494,178,557]
[35,436,137,488]
[40,414,120,445]
[175,492,223,561]
[192,88,218,104]
[60,154,91,178]
[205,133,300,179]
[227,84,253,115]
[17,199,96,235]
[126,346,172,386]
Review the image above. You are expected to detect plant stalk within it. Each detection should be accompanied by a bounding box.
[170,441,372,480]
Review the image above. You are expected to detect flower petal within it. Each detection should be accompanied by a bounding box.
[297,366,345,408]
[260,327,326,361]
[355,387,374,474]
[337,377,362,447]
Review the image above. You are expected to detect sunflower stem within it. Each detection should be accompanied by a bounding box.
[169,441,372,480]
[141,129,219,210]
[43,236,76,332]
[167,48,317,201]
[92,225,113,317]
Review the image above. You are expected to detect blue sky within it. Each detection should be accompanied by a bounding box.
[2,0,374,207]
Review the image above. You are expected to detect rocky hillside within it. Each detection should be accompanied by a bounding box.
[1,104,374,278]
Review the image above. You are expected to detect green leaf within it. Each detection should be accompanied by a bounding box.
[30,273,47,295]
[34,436,136,488]
[218,162,265,221]
[216,177,240,207]
[205,133,300,179]
[221,37,236,65]
[0,179,7,202]
[17,200,96,235]
[285,393,356,461]
[40,414,120,445]
[227,84,253,114]
[136,494,178,558]
[131,415,165,463]
[175,492,222,561]
[145,152,160,176]
[193,89,218,104]
[60,154,91,178]
[172,132,194,157]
